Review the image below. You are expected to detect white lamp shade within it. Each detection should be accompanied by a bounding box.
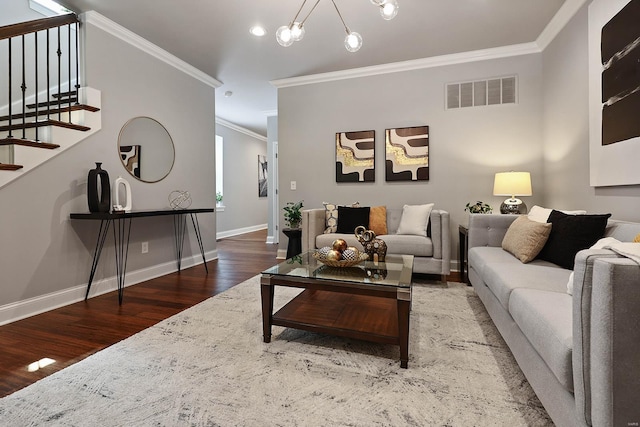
[493,172,532,197]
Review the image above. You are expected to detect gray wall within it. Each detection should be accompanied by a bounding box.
[215,123,268,234]
[541,3,640,220]
[277,54,546,259]
[0,17,216,307]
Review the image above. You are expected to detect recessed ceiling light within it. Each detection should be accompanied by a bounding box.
[224,91,233,98]
[249,26,267,37]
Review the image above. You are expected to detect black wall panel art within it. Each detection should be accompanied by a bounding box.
[385,126,429,182]
[600,0,640,146]
[335,131,375,182]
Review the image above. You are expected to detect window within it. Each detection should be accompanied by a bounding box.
[215,135,224,208]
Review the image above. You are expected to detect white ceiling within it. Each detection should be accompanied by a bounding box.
[59,0,567,137]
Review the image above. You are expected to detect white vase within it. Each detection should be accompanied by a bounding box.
[113,176,132,212]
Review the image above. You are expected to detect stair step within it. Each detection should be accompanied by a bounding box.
[0,104,101,122]
[0,163,24,171]
[26,98,78,109]
[0,119,90,133]
[52,90,77,98]
[0,137,60,149]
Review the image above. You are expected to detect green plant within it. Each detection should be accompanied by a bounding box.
[216,192,223,203]
[283,200,304,228]
[465,201,492,214]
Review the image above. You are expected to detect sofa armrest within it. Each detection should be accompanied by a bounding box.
[301,208,325,252]
[467,214,519,249]
[430,210,451,274]
[573,250,640,426]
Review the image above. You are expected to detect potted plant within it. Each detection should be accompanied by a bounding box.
[465,201,492,214]
[216,192,223,205]
[283,200,304,229]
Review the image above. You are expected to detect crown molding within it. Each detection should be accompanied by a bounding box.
[271,42,540,88]
[215,118,267,142]
[263,110,278,117]
[82,11,222,89]
[536,0,589,50]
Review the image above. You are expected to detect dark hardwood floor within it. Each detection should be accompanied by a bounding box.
[0,231,460,398]
[0,230,278,398]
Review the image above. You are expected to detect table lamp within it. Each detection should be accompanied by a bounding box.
[493,171,532,214]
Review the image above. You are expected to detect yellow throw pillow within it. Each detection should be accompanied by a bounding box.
[502,216,552,263]
[369,206,387,236]
[634,233,640,243]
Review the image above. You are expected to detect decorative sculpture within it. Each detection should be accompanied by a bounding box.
[355,225,387,262]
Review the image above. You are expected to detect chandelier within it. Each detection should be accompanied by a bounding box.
[276,0,399,53]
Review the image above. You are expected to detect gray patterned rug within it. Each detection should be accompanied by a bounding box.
[0,276,552,426]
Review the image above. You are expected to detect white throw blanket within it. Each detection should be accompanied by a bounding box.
[567,238,640,295]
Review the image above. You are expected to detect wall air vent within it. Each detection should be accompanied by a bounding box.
[446,76,517,109]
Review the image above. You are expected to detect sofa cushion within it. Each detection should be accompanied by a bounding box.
[336,206,370,234]
[396,203,434,236]
[509,288,574,392]
[501,216,552,263]
[538,210,612,270]
[378,234,433,257]
[369,206,388,236]
[469,247,570,310]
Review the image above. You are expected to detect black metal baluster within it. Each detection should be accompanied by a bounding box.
[46,29,50,121]
[21,35,26,140]
[57,26,61,121]
[34,31,39,142]
[67,23,71,123]
[74,20,80,104]
[8,38,13,138]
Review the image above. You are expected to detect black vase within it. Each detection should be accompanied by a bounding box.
[87,162,111,213]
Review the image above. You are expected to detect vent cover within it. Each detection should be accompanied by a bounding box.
[446,76,517,109]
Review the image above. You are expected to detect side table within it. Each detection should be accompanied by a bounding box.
[459,224,470,285]
[282,228,302,259]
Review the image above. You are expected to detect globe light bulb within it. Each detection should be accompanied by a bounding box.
[344,31,362,52]
[290,22,305,42]
[380,0,399,20]
[276,25,294,47]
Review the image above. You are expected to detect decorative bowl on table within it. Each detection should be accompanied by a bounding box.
[313,249,368,268]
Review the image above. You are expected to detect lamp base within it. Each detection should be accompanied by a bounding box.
[500,198,527,214]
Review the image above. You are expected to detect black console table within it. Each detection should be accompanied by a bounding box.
[70,208,214,304]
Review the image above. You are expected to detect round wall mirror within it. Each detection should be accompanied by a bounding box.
[117,117,175,183]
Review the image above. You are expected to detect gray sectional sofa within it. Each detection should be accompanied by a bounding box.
[467,213,640,426]
[301,207,451,280]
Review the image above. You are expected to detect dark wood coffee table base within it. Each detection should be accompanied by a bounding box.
[261,277,411,368]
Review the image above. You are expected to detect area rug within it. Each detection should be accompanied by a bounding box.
[0,277,552,426]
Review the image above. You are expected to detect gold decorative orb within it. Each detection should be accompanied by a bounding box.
[332,239,348,252]
[326,249,342,261]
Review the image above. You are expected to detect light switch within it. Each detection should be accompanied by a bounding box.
[290,181,297,190]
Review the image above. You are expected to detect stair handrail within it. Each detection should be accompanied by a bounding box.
[0,13,78,40]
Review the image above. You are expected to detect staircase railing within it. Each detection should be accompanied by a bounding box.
[0,13,80,152]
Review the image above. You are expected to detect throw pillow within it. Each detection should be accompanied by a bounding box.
[634,233,640,243]
[336,206,371,234]
[537,210,612,270]
[396,203,434,236]
[323,202,359,234]
[369,206,388,236]
[501,216,552,263]
[528,205,587,223]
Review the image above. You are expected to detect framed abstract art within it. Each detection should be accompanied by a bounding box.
[335,130,375,183]
[385,126,429,182]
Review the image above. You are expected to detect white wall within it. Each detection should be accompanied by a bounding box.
[215,122,268,236]
[277,54,546,259]
[542,2,640,220]
[0,16,216,316]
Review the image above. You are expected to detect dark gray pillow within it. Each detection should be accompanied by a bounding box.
[537,210,611,269]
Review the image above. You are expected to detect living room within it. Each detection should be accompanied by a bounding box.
[1,0,639,425]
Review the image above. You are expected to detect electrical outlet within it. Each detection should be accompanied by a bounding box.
[141,242,149,253]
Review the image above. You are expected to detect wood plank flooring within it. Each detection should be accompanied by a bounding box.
[0,230,278,398]
[0,231,460,398]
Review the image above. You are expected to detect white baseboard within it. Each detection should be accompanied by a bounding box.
[276,249,288,259]
[217,224,267,240]
[0,250,218,326]
[265,235,278,244]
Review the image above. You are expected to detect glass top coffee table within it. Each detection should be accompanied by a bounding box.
[261,251,414,368]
